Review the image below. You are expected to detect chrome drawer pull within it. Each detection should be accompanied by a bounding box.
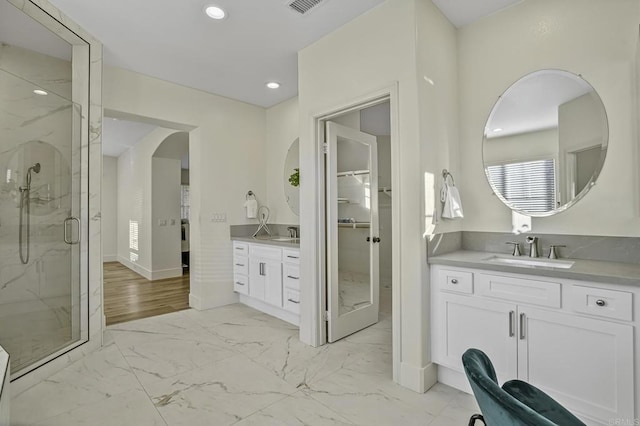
[287,255,299,259]
[519,313,526,340]
[287,299,300,304]
[235,263,244,267]
[509,311,515,337]
[235,282,245,286]
[595,299,606,307]
[450,279,458,284]
[287,275,299,280]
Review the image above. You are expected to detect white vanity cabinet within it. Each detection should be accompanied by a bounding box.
[232,241,300,325]
[431,265,636,425]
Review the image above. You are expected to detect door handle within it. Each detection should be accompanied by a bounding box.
[509,311,515,337]
[64,217,80,245]
[366,237,381,243]
[519,313,526,340]
[260,262,265,276]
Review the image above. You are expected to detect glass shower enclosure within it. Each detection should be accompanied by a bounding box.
[0,0,88,379]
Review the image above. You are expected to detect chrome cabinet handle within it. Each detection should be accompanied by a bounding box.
[509,311,515,337]
[450,279,458,284]
[64,217,80,245]
[235,263,244,267]
[235,281,245,286]
[287,255,299,259]
[596,299,606,307]
[519,313,526,340]
[287,275,299,280]
[287,299,300,304]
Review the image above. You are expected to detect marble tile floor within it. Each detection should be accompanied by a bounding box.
[10,302,479,425]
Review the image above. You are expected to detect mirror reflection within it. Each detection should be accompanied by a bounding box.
[483,69,608,216]
[283,138,299,215]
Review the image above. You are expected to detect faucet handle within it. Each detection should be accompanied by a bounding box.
[548,245,566,259]
[506,242,522,257]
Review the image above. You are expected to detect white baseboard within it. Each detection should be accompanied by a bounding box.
[189,289,239,311]
[116,257,182,281]
[150,267,182,280]
[400,361,438,393]
[103,255,117,262]
[239,295,300,326]
[437,365,472,394]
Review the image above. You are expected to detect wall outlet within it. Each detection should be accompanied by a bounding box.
[211,213,227,223]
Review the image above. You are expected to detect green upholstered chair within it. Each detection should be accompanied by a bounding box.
[462,348,586,426]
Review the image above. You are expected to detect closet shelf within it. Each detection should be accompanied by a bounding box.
[337,170,370,178]
[338,222,370,229]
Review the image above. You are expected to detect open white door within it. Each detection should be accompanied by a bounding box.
[326,121,379,342]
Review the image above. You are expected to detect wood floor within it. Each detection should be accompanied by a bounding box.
[103,262,190,326]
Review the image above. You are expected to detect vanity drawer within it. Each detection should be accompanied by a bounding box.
[233,256,248,275]
[283,264,300,291]
[476,273,561,308]
[233,274,248,295]
[438,269,473,294]
[570,285,633,322]
[283,249,300,264]
[250,244,282,261]
[233,241,249,255]
[283,288,300,314]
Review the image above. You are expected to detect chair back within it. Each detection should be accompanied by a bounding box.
[462,349,556,426]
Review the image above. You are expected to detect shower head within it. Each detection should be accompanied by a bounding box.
[29,163,41,174]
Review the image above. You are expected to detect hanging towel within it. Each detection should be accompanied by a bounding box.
[441,174,464,219]
[244,199,258,219]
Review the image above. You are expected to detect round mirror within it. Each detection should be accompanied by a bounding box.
[483,70,608,216]
[283,138,299,215]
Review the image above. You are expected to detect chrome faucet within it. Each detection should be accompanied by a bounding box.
[525,236,539,258]
[548,244,566,259]
[287,226,298,239]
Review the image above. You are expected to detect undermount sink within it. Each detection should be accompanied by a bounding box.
[270,237,300,242]
[483,255,574,269]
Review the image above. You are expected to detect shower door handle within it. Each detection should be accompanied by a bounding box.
[64,217,80,245]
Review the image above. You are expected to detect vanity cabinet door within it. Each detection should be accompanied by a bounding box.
[264,259,283,307]
[435,293,518,380]
[518,306,634,424]
[249,257,266,301]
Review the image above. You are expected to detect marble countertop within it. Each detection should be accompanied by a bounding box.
[231,236,300,249]
[428,250,640,287]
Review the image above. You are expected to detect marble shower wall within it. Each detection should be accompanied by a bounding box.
[3,0,103,394]
[0,42,78,372]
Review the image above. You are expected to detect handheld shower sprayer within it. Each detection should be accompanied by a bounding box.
[19,162,41,264]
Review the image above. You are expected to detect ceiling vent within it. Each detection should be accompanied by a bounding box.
[288,0,324,15]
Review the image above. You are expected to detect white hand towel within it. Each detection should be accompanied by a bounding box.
[244,199,258,219]
[441,181,464,219]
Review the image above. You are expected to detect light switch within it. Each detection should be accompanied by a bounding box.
[159,219,167,226]
[170,219,176,225]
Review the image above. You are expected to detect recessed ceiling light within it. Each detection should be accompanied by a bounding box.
[33,89,48,96]
[204,5,226,20]
[493,128,503,133]
[266,82,280,89]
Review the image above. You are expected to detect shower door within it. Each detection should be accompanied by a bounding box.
[326,121,380,342]
[0,0,87,378]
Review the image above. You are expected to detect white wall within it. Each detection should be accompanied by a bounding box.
[484,129,559,165]
[102,155,117,261]
[105,66,266,309]
[298,0,458,392]
[458,0,639,235]
[151,157,182,277]
[265,97,299,225]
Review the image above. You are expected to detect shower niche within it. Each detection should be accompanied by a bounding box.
[0,0,88,379]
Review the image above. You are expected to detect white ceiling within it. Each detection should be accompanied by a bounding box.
[102,118,158,157]
[46,0,386,107]
[431,0,523,28]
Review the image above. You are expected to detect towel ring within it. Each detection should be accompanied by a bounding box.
[442,169,455,185]
[246,190,256,200]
